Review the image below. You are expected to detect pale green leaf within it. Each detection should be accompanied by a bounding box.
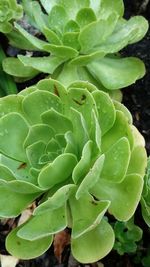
[72,140,93,184]
[38,153,77,189]
[24,124,54,148]
[17,206,67,240]
[79,13,118,52]
[102,111,134,152]
[91,174,143,221]
[41,108,73,134]
[14,23,48,51]
[3,58,39,78]
[70,191,110,238]
[87,57,145,90]
[0,186,38,217]
[34,184,76,214]
[22,90,62,124]
[18,55,65,74]
[71,219,114,263]
[92,90,116,135]
[0,113,29,161]
[101,137,130,183]
[76,8,96,28]
[127,146,147,176]
[76,154,105,199]
[6,226,53,259]
[44,44,79,59]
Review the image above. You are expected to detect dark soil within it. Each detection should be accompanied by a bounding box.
[0,1,150,267]
[123,0,150,156]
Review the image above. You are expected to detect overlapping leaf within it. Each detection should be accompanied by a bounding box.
[0,79,147,262]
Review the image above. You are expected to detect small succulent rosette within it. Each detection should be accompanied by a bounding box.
[0,79,147,263]
[0,0,22,33]
[3,0,148,99]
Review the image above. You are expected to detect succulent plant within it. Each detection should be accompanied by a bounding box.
[113,219,143,255]
[0,0,23,33]
[0,79,147,262]
[141,157,150,226]
[2,0,148,100]
[0,44,17,96]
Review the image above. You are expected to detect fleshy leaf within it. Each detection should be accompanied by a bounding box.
[71,219,114,263]
[34,184,76,214]
[113,100,133,124]
[91,174,143,221]
[24,124,54,148]
[0,164,15,181]
[17,206,67,240]
[6,226,53,259]
[79,13,118,52]
[92,90,116,135]
[41,108,73,134]
[127,146,147,176]
[36,78,67,100]
[128,16,149,44]
[0,154,35,183]
[70,191,110,238]
[48,5,69,33]
[43,44,79,59]
[67,87,96,130]
[22,90,62,124]
[6,29,40,51]
[76,8,96,28]
[3,58,39,78]
[72,140,93,184]
[26,141,46,169]
[40,0,56,13]
[64,20,80,32]
[38,153,77,189]
[69,51,106,66]
[43,27,62,45]
[0,95,23,118]
[14,23,48,51]
[0,113,29,161]
[0,186,39,217]
[18,55,65,74]
[76,154,105,199]
[87,57,145,90]
[97,0,124,18]
[101,137,130,183]
[62,32,80,50]
[102,111,134,152]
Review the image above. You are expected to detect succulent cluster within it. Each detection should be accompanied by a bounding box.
[0,0,22,33]
[2,0,148,99]
[114,219,143,255]
[0,79,147,262]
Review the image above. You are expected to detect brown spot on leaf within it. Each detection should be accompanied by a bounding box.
[81,94,86,101]
[73,99,83,105]
[54,85,60,97]
[91,200,98,206]
[17,163,27,170]
[73,94,86,105]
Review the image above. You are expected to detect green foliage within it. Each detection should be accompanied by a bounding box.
[0,79,147,263]
[2,0,148,99]
[141,157,150,226]
[142,250,150,267]
[113,219,143,255]
[0,45,17,95]
[0,0,23,33]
